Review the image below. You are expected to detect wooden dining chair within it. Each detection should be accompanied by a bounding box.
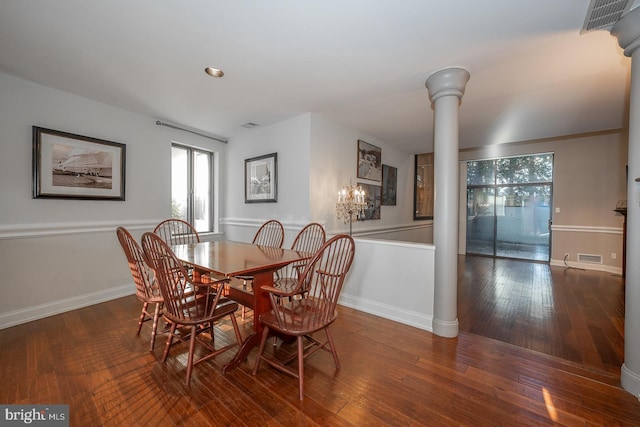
[140,232,243,386]
[116,226,164,352]
[252,219,284,247]
[237,219,285,319]
[274,222,326,293]
[252,234,355,400]
[153,218,200,246]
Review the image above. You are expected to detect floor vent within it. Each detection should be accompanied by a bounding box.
[581,0,633,33]
[578,253,603,264]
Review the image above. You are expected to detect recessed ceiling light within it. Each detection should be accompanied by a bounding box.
[241,122,261,129]
[205,67,224,78]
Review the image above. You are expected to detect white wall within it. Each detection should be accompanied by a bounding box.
[0,71,436,331]
[0,72,227,328]
[340,238,435,331]
[222,112,430,244]
[221,112,437,331]
[222,114,312,246]
[309,114,430,238]
[458,130,627,273]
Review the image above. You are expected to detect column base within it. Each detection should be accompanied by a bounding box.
[432,317,459,338]
[621,363,640,398]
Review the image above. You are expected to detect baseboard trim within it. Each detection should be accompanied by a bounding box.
[550,259,622,275]
[339,294,432,332]
[0,284,135,330]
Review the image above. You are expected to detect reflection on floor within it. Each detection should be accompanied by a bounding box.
[467,240,549,261]
[457,254,624,375]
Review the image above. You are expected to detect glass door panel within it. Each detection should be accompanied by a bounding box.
[495,185,551,261]
[171,146,188,221]
[193,151,211,232]
[466,187,495,256]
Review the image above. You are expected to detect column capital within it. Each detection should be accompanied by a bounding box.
[425,67,470,103]
[611,7,640,56]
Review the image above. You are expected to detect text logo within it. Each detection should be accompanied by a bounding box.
[1,405,68,426]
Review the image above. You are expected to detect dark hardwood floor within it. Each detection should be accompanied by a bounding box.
[458,255,625,375]
[1,255,639,425]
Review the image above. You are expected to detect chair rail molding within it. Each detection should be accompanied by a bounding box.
[341,222,433,238]
[551,224,623,234]
[0,219,162,239]
[221,217,326,231]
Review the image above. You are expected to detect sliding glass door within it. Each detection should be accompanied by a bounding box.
[466,187,495,256]
[466,154,553,262]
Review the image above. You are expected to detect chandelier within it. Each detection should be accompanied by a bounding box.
[336,184,367,235]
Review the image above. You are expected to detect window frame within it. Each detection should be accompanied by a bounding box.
[171,143,216,233]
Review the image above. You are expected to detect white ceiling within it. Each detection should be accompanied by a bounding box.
[0,0,637,153]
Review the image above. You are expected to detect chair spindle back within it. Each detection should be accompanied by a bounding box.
[270,234,355,330]
[141,232,222,323]
[116,227,159,301]
[154,219,200,246]
[276,223,326,284]
[252,219,284,248]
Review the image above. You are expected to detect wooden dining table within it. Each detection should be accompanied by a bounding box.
[171,240,312,373]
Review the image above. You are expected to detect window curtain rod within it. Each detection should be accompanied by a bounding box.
[155,120,228,144]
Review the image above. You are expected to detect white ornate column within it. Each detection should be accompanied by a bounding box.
[425,67,470,338]
[612,7,640,397]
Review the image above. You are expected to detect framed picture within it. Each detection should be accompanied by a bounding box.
[414,153,434,220]
[32,126,126,200]
[381,164,397,206]
[245,152,277,203]
[357,139,382,181]
[358,182,381,220]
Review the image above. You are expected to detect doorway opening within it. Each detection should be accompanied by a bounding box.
[465,153,553,262]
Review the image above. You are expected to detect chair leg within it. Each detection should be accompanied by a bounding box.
[252,326,271,375]
[137,302,149,336]
[162,323,177,363]
[325,327,341,370]
[297,335,305,400]
[229,312,243,345]
[242,279,252,320]
[209,322,215,344]
[185,325,197,386]
[149,303,161,352]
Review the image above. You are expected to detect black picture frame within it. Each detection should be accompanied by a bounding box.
[32,126,126,200]
[381,164,397,206]
[357,139,382,181]
[245,152,278,203]
[358,182,381,220]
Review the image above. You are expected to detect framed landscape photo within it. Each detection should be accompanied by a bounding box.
[381,164,397,205]
[32,126,126,200]
[357,139,382,181]
[245,152,277,203]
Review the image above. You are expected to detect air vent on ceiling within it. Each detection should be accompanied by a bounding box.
[241,122,261,129]
[581,0,633,33]
[577,253,603,264]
